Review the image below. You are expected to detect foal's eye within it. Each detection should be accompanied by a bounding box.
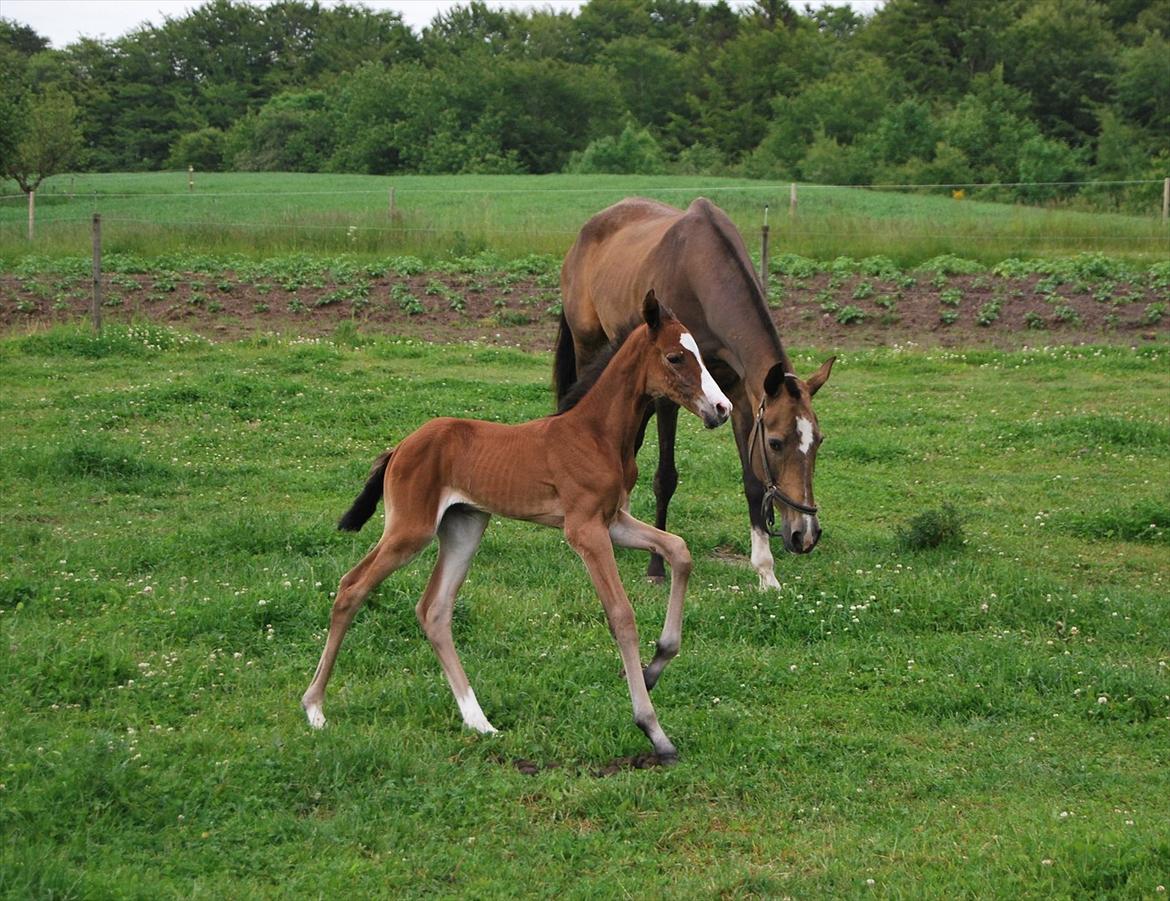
[666,352,685,366]
[768,438,783,452]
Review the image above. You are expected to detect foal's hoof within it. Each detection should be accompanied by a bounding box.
[645,574,665,585]
[656,749,679,767]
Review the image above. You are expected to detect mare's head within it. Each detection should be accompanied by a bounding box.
[753,357,835,554]
[641,290,732,429]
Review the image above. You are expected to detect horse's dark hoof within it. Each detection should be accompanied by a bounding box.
[645,574,665,585]
[656,750,679,767]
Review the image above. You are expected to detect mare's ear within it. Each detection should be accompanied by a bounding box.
[806,356,836,397]
[642,289,661,332]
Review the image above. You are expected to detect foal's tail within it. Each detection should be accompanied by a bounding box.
[337,450,393,532]
[553,312,577,402]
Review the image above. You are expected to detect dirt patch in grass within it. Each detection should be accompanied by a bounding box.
[2,268,1166,350]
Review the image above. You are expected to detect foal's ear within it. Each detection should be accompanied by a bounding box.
[806,355,836,397]
[642,289,662,332]
[763,362,788,398]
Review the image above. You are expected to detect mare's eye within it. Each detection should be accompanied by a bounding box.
[768,438,783,452]
[666,352,685,366]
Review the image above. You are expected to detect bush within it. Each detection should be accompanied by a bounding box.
[566,121,666,174]
[166,128,227,171]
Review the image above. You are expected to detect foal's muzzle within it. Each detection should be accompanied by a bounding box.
[701,399,732,429]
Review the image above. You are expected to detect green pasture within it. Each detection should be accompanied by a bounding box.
[2,172,1166,266]
[1,324,1167,897]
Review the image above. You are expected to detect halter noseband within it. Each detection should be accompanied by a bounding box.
[748,378,819,538]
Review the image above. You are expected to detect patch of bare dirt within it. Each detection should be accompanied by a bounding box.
[2,268,1166,350]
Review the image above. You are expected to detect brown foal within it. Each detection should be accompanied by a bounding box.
[302,291,732,761]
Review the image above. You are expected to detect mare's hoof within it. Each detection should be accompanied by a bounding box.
[645,574,665,585]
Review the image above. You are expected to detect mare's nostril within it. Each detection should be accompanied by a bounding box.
[790,531,802,551]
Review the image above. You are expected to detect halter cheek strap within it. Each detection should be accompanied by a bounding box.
[748,392,819,538]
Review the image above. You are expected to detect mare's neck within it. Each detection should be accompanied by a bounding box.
[694,261,792,408]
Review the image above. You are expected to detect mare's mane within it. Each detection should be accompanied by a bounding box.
[555,324,638,415]
[692,200,784,351]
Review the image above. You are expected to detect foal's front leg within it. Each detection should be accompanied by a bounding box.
[608,511,692,691]
[565,519,678,762]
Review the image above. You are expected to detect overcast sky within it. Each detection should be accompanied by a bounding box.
[2,0,882,48]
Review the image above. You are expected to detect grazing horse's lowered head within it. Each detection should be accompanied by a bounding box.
[750,357,835,555]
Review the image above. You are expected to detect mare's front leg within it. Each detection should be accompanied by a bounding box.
[608,511,692,691]
[645,399,680,584]
[729,385,781,591]
[565,518,678,762]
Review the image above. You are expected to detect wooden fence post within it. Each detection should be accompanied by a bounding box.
[1163,177,1169,223]
[389,186,396,220]
[760,204,770,294]
[91,213,103,334]
[789,182,797,216]
[27,189,35,241]
[188,165,195,193]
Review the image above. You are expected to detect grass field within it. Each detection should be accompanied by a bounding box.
[1,324,1167,896]
[2,172,1167,266]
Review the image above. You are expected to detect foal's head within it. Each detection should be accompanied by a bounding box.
[752,357,835,554]
[641,290,732,429]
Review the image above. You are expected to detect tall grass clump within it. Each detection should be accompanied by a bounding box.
[895,502,966,550]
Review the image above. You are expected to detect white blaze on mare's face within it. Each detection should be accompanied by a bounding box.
[679,332,731,411]
[796,416,814,455]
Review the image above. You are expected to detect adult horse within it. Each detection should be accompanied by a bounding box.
[303,292,731,762]
[556,197,835,591]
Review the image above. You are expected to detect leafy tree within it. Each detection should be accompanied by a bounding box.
[1003,0,1118,143]
[1,88,82,192]
[566,120,666,174]
[167,127,227,171]
[940,69,1039,183]
[494,58,623,173]
[860,0,1025,99]
[1114,32,1170,140]
[865,98,940,166]
[797,128,871,185]
[1015,134,1084,202]
[598,36,688,130]
[228,90,336,171]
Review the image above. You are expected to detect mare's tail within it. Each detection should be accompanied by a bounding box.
[553,312,577,402]
[337,450,392,532]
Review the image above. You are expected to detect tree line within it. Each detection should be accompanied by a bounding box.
[1,0,1166,209]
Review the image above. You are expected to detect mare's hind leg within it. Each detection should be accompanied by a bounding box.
[302,519,432,728]
[609,511,692,690]
[416,508,495,734]
[646,399,680,583]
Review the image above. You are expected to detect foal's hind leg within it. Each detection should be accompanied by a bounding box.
[416,509,496,734]
[609,511,692,690]
[302,519,431,728]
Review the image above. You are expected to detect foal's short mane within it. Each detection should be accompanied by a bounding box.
[555,324,637,415]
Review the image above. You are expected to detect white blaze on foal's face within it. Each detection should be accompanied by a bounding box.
[679,332,732,416]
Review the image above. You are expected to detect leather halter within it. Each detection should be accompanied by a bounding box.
[747,379,819,538]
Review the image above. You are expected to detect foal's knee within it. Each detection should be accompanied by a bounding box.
[663,536,692,579]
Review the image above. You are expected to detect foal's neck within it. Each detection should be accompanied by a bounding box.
[563,333,652,460]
